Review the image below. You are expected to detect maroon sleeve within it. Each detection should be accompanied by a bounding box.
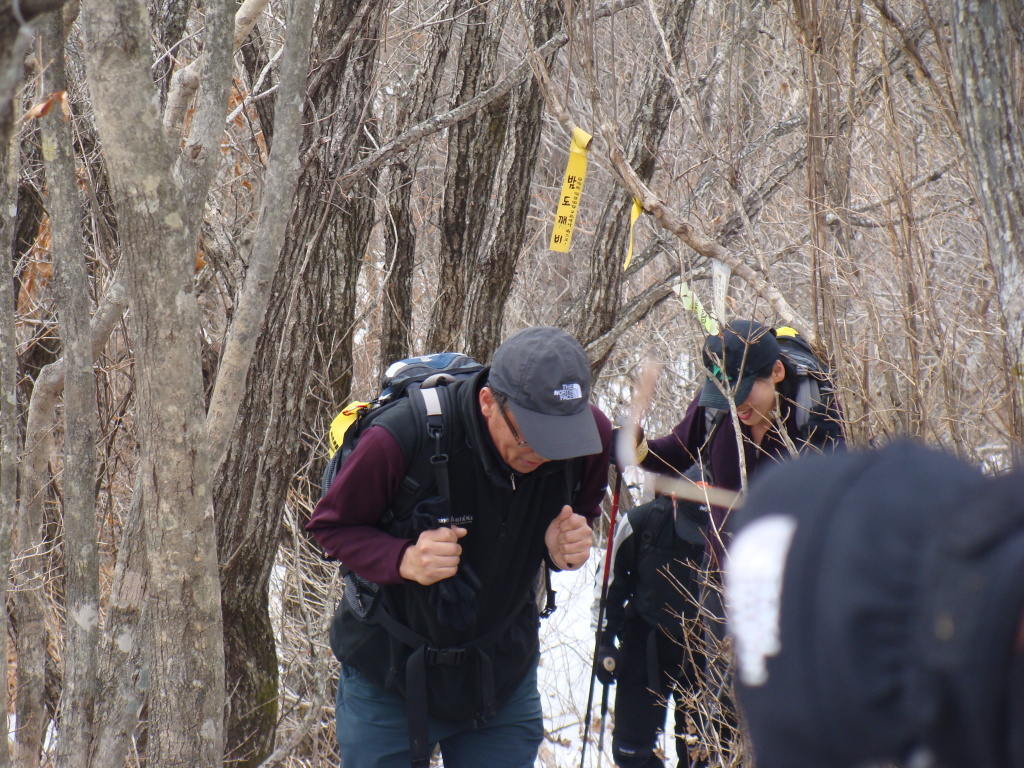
[305,426,414,585]
[572,405,614,525]
[638,397,703,476]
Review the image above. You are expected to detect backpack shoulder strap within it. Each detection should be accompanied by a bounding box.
[411,385,449,496]
[363,383,456,525]
[698,408,726,482]
[793,375,820,433]
[386,383,457,520]
[638,496,674,558]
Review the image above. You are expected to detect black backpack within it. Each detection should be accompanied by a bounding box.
[320,352,484,509]
[774,326,839,440]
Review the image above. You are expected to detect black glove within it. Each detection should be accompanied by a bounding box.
[428,562,482,632]
[595,644,620,685]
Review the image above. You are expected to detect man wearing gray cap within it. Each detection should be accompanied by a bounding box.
[308,326,612,768]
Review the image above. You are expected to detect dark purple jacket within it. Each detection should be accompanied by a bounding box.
[640,395,844,564]
[307,392,612,584]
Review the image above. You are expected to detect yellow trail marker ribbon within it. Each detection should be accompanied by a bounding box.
[549,127,593,252]
[623,198,643,269]
[671,281,720,335]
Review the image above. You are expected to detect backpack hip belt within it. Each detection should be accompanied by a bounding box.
[361,588,535,768]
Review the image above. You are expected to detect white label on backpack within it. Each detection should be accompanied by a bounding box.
[554,383,583,401]
[725,514,797,686]
[384,361,406,378]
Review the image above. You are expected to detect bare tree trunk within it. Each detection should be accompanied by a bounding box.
[8,18,69,764]
[951,0,1024,455]
[80,0,234,763]
[427,0,509,353]
[0,65,20,768]
[13,361,60,768]
[39,10,100,766]
[89,490,148,768]
[213,1,383,764]
[323,0,387,397]
[380,0,461,366]
[464,0,560,361]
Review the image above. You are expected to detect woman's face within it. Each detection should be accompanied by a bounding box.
[736,360,786,430]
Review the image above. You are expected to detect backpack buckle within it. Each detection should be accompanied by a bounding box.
[425,646,467,666]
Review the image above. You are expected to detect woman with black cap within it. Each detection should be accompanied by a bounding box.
[597,320,845,768]
[636,319,844,499]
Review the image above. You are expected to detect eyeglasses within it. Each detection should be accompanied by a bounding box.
[495,397,529,448]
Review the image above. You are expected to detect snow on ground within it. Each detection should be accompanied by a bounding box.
[538,550,678,768]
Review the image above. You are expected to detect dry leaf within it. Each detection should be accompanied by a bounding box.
[23,92,69,122]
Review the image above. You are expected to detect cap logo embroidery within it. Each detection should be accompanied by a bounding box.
[725,514,797,687]
[710,363,736,384]
[553,383,583,401]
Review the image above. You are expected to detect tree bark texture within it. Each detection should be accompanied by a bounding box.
[90,489,148,768]
[427,0,509,353]
[40,12,100,766]
[81,0,234,763]
[13,363,63,768]
[951,0,1024,451]
[0,76,17,768]
[380,0,461,367]
[464,0,561,361]
[212,1,383,764]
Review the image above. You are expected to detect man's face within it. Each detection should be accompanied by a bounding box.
[479,387,551,473]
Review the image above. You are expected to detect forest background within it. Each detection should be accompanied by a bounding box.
[0,0,1022,766]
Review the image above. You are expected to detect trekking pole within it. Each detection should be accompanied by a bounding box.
[597,680,611,767]
[580,469,622,768]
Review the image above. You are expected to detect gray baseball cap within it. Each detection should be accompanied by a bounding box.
[488,326,602,460]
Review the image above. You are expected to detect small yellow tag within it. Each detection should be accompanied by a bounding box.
[671,281,720,335]
[623,198,643,269]
[328,401,371,453]
[549,127,593,252]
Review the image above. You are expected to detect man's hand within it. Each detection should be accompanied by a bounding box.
[546,505,592,571]
[399,526,467,585]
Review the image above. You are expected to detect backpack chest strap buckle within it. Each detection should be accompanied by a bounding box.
[424,645,467,666]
